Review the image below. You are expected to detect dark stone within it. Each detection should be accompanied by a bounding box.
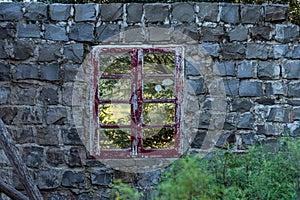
[215,62,235,77]
[174,24,199,41]
[62,128,83,145]
[64,43,84,63]
[172,2,194,23]
[100,4,122,21]
[257,61,280,80]
[13,64,39,80]
[201,42,220,57]
[127,4,143,23]
[282,60,300,79]
[241,5,263,24]
[246,43,269,60]
[46,148,65,167]
[221,43,246,60]
[144,4,169,23]
[273,44,289,59]
[46,191,75,200]
[241,133,255,145]
[69,23,94,42]
[0,63,10,81]
[90,169,113,186]
[215,132,236,149]
[237,112,254,129]
[228,26,248,41]
[77,193,93,200]
[220,4,240,24]
[37,169,61,189]
[49,4,71,21]
[0,41,8,59]
[0,87,10,105]
[62,171,86,188]
[287,99,300,106]
[275,24,299,43]
[187,78,205,95]
[223,113,237,130]
[95,24,120,42]
[198,112,211,129]
[239,81,263,97]
[255,98,275,105]
[22,146,44,168]
[267,107,289,122]
[265,5,289,22]
[237,61,256,78]
[12,107,43,125]
[292,45,300,59]
[198,2,219,22]
[232,98,252,112]
[0,3,22,21]
[66,147,86,167]
[191,131,206,148]
[11,84,37,105]
[250,26,274,40]
[17,24,40,38]
[38,44,62,62]
[45,24,68,41]
[46,107,67,125]
[136,171,161,187]
[10,127,35,144]
[12,40,34,60]
[40,63,60,81]
[38,86,59,105]
[85,160,106,167]
[24,2,47,21]
[62,63,81,82]
[223,79,239,96]
[0,23,15,39]
[36,126,59,146]
[75,4,97,22]
[288,82,300,97]
[0,107,18,125]
[201,26,224,42]
[265,81,285,96]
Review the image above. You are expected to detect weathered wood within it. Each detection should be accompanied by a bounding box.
[0,179,29,200]
[0,119,43,200]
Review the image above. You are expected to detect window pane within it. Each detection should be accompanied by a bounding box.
[143,127,175,149]
[143,78,175,99]
[99,104,131,125]
[99,128,131,149]
[99,79,131,100]
[143,103,175,124]
[100,53,131,74]
[144,53,175,74]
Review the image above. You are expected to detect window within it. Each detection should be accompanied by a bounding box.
[93,47,184,159]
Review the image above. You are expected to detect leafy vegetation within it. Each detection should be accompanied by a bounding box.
[112,137,300,200]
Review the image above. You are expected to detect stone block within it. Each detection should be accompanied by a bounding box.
[0,41,8,59]
[197,2,219,22]
[11,84,37,105]
[292,45,300,59]
[149,26,171,42]
[201,42,220,57]
[127,3,143,23]
[237,61,256,78]
[10,127,35,144]
[21,146,44,168]
[75,4,98,22]
[144,4,169,23]
[0,3,22,21]
[186,60,200,76]
[191,131,206,148]
[172,2,194,23]
[214,61,235,77]
[201,26,224,42]
[239,81,263,97]
[220,4,240,24]
[273,44,289,59]
[223,113,237,130]
[124,26,145,43]
[267,107,289,122]
[12,40,34,60]
[0,107,18,125]
[257,61,280,80]
[198,111,211,129]
[223,79,239,96]
[228,26,248,41]
[275,24,299,43]
[240,132,255,145]
[0,87,10,104]
[62,63,81,82]
[256,98,275,105]
[49,4,71,21]
[187,78,205,95]
[231,98,252,112]
[66,147,86,167]
[77,193,94,200]
[46,191,74,200]
[250,26,274,40]
[0,23,15,39]
[265,81,285,96]
[37,169,61,189]
[238,112,254,129]
[265,5,289,22]
[13,64,39,80]
[36,126,59,146]
[95,24,120,42]
[62,171,86,188]
[38,85,59,105]
[24,2,47,21]
[17,24,40,38]
[13,107,43,125]
[64,43,84,63]
[282,60,300,79]
[62,128,83,145]
[246,43,269,60]
[293,107,300,121]
[90,169,113,186]
[38,43,62,62]
[0,63,10,81]
[288,82,300,97]
[46,148,65,167]
[46,107,68,125]
[45,24,68,41]
[100,4,123,21]
[69,23,94,42]
[40,63,60,81]
[241,5,263,24]
[221,43,246,60]
[215,132,236,148]
[174,24,199,41]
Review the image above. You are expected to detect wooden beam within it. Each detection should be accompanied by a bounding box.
[0,179,29,200]
[0,119,43,200]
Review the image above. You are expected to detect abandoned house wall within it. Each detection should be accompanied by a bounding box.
[0,1,299,199]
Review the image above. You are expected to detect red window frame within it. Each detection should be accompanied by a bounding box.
[92,47,184,159]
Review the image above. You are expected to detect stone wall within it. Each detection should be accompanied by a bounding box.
[0,1,299,199]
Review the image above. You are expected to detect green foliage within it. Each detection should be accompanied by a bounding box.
[111,179,141,200]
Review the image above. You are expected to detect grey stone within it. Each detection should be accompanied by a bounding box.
[40,63,60,81]
[174,24,199,41]
[293,107,300,121]
[136,171,161,187]
[95,24,120,42]
[265,5,289,22]
[124,26,145,43]
[246,43,269,60]
[0,87,10,104]
[172,3,194,23]
[24,2,47,21]
[237,61,256,78]
[198,112,211,129]
[0,3,22,21]
[273,44,289,59]
[10,127,35,144]
[256,98,275,105]
[238,112,254,129]
[0,41,8,59]
[22,146,44,168]
[228,26,248,41]
[127,4,143,23]
[214,61,235,77]
[223,113,237,130]
[198,3,219,22]
[62,63,80,81]
[239,81,263,97]
[201,26,224,42]
[201,42,220,57]
[11,84,37,105]
[267,107,289,122]
[75,4,97,22]
[13,107,43,125]
[275,24,299,43]
[265,81,285,95]
[240,132,255,145]
[187,78,205,95]
[220,4,240,24]
[100,4,123,21]
[45,24,68,41]
[223,79,239,96]
[12,40,34,60]
[62,128,83,145]
[17,24,40,38]
[69,23,94,42]
[221,43,246,60]
[0,23,15,39]
[77,193,94,200]
[231,98,252,112]
[36,126,59,146]
[0,63,10,81]
[64,43,84,63]
[292,45,300,59]
[38,44,62,62]
[241,5,263,24]
[144,4,169,23]
[62,171,86,188]
[215,132,236,148]
[46,191,74,200]
[0,107,18,125]
[49,4,71,21]
[149,25,171,42]
[37,170,61,189]
[250,26,274,40]
[46,107,67,125]
[191,131,206,148]
[46,148,65,167]
[282,60,300,79]
[186,60,200,76]
[13,64,39,80]
[257,61,280,80]
[287,99,300,106]
[91,170,113,186]
[38,86,59,105]
[288,82,300,97]
[67,147,86,167]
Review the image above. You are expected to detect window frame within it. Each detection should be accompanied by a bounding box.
[92,46,184,159]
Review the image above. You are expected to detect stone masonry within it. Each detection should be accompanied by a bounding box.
[0,2,299,199]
